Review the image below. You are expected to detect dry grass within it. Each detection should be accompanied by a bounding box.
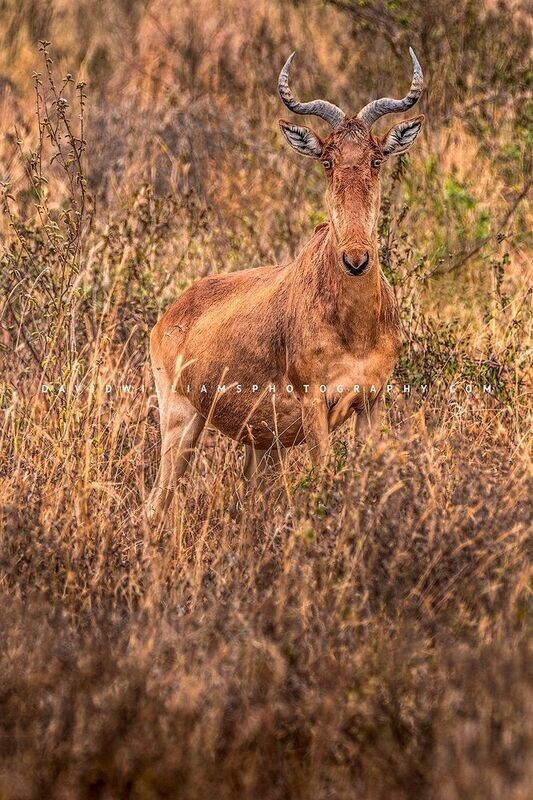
[0,1,532,798]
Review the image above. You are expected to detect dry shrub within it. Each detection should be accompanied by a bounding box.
[0,1,531,798]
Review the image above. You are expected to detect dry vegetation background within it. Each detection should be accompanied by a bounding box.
[0,0,532,798]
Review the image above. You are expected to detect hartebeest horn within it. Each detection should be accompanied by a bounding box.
[278,52,346,129]
[357,47,423,127]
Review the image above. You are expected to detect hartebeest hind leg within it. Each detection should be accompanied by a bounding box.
[147,395,205,525]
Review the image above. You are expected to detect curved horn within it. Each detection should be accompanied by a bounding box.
[357,47,423,127]
[278,52,345,129]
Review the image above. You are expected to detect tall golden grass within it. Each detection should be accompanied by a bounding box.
[0,1,531,798]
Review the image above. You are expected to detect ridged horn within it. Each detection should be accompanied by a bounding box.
[357,47,423,127]
[278,52,345,129]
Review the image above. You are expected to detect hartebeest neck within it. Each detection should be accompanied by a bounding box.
[293,222,383,346]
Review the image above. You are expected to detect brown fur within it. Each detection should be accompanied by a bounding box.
[148,115,418,521]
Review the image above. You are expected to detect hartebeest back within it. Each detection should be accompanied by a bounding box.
[148,48,424,522]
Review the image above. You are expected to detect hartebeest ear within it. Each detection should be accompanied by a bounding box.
[279,119,323,159]
[381,114,424,157]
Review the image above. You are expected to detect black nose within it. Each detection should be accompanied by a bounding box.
[342,251,370,276]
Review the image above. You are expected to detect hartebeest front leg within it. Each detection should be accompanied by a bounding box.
[243,445,282,483]
[355,390,384,441]
[301,395,330,467]
[147,395,205,526]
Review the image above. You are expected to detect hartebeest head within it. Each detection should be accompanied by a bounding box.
[279,49,424,276]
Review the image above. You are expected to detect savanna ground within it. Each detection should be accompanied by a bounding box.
[0,1,531,798]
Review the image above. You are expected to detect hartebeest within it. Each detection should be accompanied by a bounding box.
[148,48,424,521]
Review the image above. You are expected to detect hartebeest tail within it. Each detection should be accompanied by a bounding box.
[148,48,424,523]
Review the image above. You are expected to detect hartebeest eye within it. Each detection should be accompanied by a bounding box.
[371,157,383,169]
[322,159,332,170]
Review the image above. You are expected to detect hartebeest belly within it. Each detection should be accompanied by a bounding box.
[147,46,424,522]
[151,255,399,450]
[152,265,300,450]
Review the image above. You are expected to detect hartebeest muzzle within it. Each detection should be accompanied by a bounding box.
[342,250,370,276]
